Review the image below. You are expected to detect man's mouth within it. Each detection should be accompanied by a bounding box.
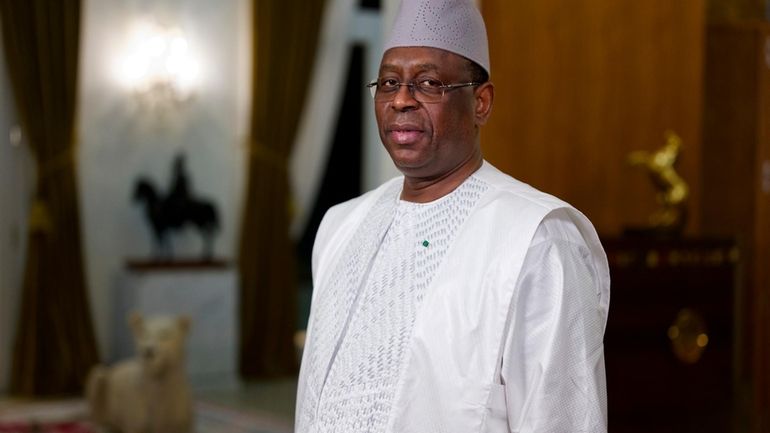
[388,125,424,145]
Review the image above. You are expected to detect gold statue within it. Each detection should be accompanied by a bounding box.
[627,131,689,233]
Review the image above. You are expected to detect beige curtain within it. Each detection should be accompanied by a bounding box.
[0,0,98,396]
[238,0,326,378]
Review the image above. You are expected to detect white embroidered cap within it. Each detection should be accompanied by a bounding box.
[384,0,490,76]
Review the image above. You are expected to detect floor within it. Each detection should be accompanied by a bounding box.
[0,378,298,427]
[196,378,298,422]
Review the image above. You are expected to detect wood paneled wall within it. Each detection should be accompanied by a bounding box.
[480,0,705,236]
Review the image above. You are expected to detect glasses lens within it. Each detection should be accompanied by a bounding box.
[414,80,444,103]
[373,79,399,102]
[368,79,445,103]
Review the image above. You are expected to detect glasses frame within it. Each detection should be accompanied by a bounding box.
[366,78,480,103]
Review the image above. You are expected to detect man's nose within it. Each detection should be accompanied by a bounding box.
[391,84,419,111]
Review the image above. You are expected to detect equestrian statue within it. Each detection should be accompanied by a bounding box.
[133,154,219,260]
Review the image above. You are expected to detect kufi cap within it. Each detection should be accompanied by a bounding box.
[384,0,490,76]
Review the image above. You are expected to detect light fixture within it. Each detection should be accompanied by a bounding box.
[115,19,200,108]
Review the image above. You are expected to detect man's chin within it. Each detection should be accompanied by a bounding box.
[392,159,435,177]
[390,152,424,169]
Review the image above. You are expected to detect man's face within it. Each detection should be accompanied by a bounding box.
[374,47,491,179]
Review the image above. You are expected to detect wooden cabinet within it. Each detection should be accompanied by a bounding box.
[702,22,770,431]
[603,238,738,433]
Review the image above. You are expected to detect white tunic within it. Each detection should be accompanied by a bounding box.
[297,161,610,433]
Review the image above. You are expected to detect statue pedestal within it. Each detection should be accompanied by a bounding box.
[112,261,239,390]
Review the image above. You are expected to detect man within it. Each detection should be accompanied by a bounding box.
[296,0,610,432]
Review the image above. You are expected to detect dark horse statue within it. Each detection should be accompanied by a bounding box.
[133,155,219,259]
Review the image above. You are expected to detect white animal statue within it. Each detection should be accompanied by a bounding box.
[86,313,193,433]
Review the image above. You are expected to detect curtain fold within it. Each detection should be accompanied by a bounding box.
[0,0,98,396]
[238,0,326,378]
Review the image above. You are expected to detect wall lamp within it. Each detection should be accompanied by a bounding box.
[114,19,200,107]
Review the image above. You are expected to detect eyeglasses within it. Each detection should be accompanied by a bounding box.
[366,78,480,103]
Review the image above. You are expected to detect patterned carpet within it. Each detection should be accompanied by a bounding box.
[0,399,292,433]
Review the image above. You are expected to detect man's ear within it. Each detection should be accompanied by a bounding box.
[474,81,494,126]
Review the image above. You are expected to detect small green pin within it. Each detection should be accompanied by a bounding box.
[422,240,430,247]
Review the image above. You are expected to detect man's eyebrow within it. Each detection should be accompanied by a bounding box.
[379,63,441,74]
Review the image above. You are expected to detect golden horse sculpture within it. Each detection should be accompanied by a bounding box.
[627,131,689,233]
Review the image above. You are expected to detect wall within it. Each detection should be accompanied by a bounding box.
[481,0,705,236]
[78,0,251,358]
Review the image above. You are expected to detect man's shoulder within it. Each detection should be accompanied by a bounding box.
[311,176,402,274]
[473,161,603,255]
[474,161,572,214]
[315,175,402,244]
[323,176,402,221]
